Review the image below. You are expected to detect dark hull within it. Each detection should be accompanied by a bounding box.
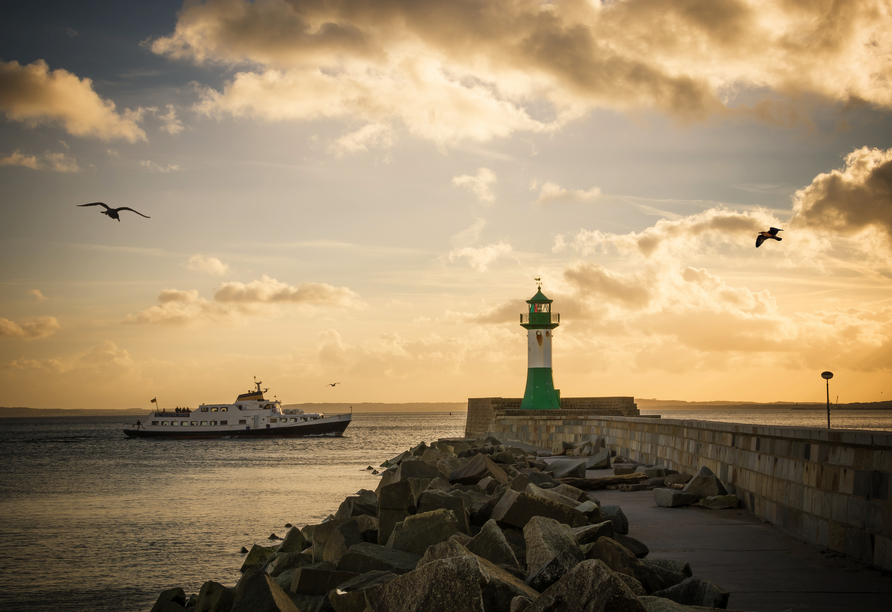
[123,415,351,439]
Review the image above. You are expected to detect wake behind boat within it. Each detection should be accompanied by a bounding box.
[123,380,351,439]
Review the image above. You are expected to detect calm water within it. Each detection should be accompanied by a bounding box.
[0,412,466,612]
[1,409,889,612]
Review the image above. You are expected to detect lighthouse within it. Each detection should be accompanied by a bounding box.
[520,281,561,410]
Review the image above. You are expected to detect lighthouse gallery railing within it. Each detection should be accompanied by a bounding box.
[520,314,560,324]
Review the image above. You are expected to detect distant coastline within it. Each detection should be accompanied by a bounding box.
[637,399,892,411]
[0,402,468,418]
[3,398,889,418]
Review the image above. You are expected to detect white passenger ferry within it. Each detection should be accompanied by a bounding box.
[123,380,351,439]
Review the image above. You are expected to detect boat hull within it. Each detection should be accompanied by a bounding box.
[123,414,351,439]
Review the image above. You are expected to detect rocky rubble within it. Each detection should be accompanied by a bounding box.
[150,437,742,612]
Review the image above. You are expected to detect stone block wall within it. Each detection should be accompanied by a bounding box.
[464,397,639,438]
[479,411,892,571]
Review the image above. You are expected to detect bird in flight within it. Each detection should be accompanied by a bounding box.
[78,202,150,222]
[756,227,783,248]
[326,382,340,387]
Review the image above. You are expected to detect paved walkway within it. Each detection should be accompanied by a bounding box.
[592,483,892,611]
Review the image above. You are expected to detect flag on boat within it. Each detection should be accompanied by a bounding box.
[150,398,157,403]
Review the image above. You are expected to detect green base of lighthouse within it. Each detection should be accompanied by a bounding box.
[520,368,561,410]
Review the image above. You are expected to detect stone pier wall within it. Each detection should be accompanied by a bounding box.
[473,409,892,571]
[465,397,639,439]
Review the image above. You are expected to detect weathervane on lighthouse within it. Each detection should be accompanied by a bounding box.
[520,280,561,410]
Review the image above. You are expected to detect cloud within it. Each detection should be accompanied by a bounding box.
[185,254,230,276]
[453,168,497,206]
[214,275,360,306]
[4,341,135,374]
[329,122,395,157]
[0,59,146,142]
[791,147,892,254]
[28,289,47,301]
[449,242,512,272]
[564,263,652,309]
[555,207,775,258]
[157,105,185,135]
[0,316,60,340]
[534,181,601,206]
[0,150,80,172]
[141,159,180,173]
[0,150,41,169]
[150,0,892,146]
[124,276,362,326]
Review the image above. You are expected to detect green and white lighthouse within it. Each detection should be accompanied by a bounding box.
[520,281,561,410]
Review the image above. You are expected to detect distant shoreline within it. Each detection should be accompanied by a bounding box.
[3,398,890,418]
[0,402,468,418]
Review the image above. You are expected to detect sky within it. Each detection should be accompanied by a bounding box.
[1,0,891,410]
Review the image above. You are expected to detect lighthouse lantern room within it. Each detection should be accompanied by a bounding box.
[520,280,561,410]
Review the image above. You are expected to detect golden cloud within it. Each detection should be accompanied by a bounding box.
[0,60,146,142]
[0,316,60,340]
[124,276,362,326]
[151,0,892,145]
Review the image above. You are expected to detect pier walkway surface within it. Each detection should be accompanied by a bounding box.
[589,470,892,612]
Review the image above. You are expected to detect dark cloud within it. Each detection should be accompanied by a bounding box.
[791,147,892,245]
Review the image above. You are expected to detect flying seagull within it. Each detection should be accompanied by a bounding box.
[78,202,150,222]
[756,227,783,248]
[327,382,340,387]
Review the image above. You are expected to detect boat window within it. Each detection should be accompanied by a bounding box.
[162,421,169,426]
[211,407,218,412]
[270,418,277,423]
[201,421,208,426]
[151,421,158,425]
[201,407,208,412]
[191,421,198,426]
[221,407,228,412]
[238,419,246,425]
[210,421,217,425]
[220,420,228,425]
[171,421,178,426]
[289,418,296,422]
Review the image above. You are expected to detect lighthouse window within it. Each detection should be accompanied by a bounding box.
[530,303,550,313]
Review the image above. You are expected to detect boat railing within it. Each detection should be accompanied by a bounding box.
[153,411,190,417]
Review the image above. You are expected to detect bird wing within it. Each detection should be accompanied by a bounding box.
[117,207,151,218]
[768,227,783,235]
[756,235,765,247]
[78,202,111,210]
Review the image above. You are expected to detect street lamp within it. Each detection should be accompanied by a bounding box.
[821,371,833,429]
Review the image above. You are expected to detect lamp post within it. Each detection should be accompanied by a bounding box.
[821,371,833,429]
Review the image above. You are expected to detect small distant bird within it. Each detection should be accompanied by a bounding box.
[327,382,340,387]
[756,227,783,248]
[78,202,150,222]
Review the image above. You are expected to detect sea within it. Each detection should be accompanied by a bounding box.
[0,409,889,612]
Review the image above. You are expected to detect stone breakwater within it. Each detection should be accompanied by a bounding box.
[149,437,746,612]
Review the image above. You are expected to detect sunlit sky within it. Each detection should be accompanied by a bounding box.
[2,0,891,409]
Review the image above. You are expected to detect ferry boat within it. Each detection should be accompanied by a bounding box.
[123,380,351,439]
